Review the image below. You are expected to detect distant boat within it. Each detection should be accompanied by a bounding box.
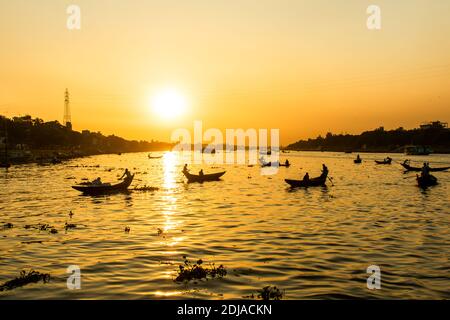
[285,171,328,188]
[148,153,163,159]
[405,145,432,155]
[182,170,225,183]
[417,174,438,188]
[72,175,134,195]
[375,158,392,165]
[401,161,450,172]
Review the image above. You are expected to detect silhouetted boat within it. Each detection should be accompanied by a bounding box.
[285,172,328,188]
[72,175,134,195]
[354,159,362,164]
[375,158,392,165]
[183,171,225,183]
[401,162,450,172]
[148,153,163,159]
[417,174,438,188]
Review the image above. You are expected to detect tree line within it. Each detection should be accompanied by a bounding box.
[1,115,173,154]
[286,126,450,153]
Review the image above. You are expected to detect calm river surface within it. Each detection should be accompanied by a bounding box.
[0,151,449,299]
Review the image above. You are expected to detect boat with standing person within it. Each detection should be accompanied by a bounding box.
[72,169,134,195]
[401,160,450,172]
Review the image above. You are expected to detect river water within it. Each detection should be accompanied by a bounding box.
[0,151,449,299]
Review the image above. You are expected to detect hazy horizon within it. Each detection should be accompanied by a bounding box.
[1,0,450,144]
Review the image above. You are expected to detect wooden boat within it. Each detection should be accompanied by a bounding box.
[72,175,134,195]
[401,162,450,172]
[183,170,225,183]
[148,154,163,159]
[285,172,328,188]
[375,158,392,165]
[417,174,438,188]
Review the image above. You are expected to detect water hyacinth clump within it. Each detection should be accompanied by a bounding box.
[257,286,284,300]
[0,270,50,291]
[175,256,227,282]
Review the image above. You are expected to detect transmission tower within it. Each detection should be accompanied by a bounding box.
[64,88,72,130]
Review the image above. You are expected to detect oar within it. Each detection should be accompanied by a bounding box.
[403,175,418,179]
[327,176,334,186]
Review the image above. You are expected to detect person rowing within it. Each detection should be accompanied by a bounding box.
[285,159,290,167]
[322,164,328,175]
[182,164,189,174]
[119,168,133,182]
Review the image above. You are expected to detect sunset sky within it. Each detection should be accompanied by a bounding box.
[1,0,450,145]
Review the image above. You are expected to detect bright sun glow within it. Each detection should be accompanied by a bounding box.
[151,88,187,119]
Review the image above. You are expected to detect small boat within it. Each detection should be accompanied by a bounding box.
[285,172,328,188]
[148,153,163,159]
[183,171,225,183]
[375,158,392,165]
[72,175,134,195]
[261,161,279,167]
[417,174,438,188]
[401,162,450,172]
[354,159,362,164]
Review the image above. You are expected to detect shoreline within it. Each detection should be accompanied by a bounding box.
[5,149,171,166]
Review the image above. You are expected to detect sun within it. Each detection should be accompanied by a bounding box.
[151,88,187,119]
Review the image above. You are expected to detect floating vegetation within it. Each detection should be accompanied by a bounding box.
[0,270,50,292]
[64,223,77,231]
[257,286,284,300]
[2,223,13,229]
[24,223,57,234]
[132,185,159,192]
[175,256,227,282]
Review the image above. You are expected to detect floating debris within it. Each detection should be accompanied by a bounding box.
[132,185,159,192]
[69,211,74,219]
[256,286,284,300]
[64,223,77,231]
[2,223,13,229]
[0,270,50,292]
[157,228,164,235]
[175,257,227,282]
[24,223,57,234]
[124,226,131,233]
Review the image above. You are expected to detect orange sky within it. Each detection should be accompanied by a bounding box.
[1,0,449,145]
